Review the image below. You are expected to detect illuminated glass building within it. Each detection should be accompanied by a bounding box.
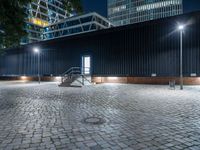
[22,0,112,44]
[22,0,70,44]
[108,0,183,26]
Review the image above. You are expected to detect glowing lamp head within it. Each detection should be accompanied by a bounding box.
[33,48,39,53]
[178,25,184,30]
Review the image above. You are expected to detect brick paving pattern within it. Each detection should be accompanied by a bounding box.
[0,81,200,149]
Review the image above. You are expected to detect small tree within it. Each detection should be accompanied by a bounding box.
[0,0,31,49]
[62,0,83,16]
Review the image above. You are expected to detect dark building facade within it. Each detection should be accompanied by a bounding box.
[0,11,200,84]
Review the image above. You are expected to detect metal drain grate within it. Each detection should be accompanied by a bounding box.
[82,117,106,125]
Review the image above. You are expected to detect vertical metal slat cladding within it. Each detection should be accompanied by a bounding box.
[0,12,200,77]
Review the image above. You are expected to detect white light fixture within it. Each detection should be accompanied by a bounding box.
[191,73,197,77]
[33,47,39,53]
[178,25,184,30]
[151,73,157,77]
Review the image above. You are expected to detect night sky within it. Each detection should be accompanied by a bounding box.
[183,0,200,13]
[82,0,107,17]
[82,0,200,17]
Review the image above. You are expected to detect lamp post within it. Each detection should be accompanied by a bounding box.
[178,25,184,90]
[33,48,40,84]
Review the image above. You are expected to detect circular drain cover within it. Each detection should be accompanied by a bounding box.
[82,117,105,125]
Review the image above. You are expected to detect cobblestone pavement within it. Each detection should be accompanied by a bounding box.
[1,81,200,150]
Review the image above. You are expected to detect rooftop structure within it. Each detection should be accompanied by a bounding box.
[42,12,114,40]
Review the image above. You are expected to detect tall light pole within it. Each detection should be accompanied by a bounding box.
[33,48,40,84]
[178,25,184,90]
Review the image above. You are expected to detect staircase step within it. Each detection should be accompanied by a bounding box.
[59,66,92,87]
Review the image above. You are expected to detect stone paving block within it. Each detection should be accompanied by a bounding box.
[0,82,200,149]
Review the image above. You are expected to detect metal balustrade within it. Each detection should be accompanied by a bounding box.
[60,67,91,87]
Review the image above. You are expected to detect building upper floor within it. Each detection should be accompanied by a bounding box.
[22,12,114,44]
[108,0,183,26]
[25,0,71,27]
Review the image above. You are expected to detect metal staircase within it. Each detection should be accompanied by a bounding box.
[59,67,91,87]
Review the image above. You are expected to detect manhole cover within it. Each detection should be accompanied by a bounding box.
[82,117,106,125]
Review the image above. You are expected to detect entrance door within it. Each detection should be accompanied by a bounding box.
[82,56,91,75]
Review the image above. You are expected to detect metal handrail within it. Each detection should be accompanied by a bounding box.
[61,67,81,83]
[81,75,92,83]
[61,67,92,85]
[62,67,91,76]
[62,67,81,76]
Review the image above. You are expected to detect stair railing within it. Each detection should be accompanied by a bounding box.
[62,67,81,76]
[61,67,92,85]
[61,67,81,83]
[81,74,92,84]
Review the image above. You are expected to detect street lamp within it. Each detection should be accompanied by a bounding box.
[178,25,184,30]
[33,47,40,84]
[178,24,185,90]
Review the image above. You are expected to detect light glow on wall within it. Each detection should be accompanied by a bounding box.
[21,76,27,80]
[108,77,118,80]
[55,76,62,82]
